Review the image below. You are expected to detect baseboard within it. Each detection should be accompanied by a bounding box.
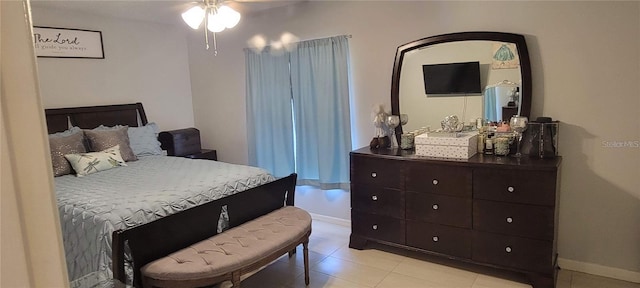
[309,213,351,227]
[558,258,640,283]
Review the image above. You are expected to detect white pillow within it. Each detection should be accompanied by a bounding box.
[65,145,127,177]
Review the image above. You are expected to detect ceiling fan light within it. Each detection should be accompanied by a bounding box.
[207,12,226,33]
[218,5,241,28]
[182,6,205,29]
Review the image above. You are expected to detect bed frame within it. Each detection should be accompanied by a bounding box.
[114,174,297,287]
[45,103,298,287]
[45,102,147,134]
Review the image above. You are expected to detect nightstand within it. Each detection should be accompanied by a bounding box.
[158,128,217,161]
[184,149,217,161]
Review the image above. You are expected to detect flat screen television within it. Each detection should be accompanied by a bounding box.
[422,61,482,95]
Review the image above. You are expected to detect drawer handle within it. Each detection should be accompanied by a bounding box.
[432,236,439,242]
[371,172,377,178]
[432,204,439,210]
[505,246,512,253]
[432,179,439,185]
[506,217,513,223]
[372,225,378,230]
[372,195,378,201]
[507,186,515,193]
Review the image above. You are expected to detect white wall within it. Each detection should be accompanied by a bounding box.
[2,0,69,286]
[187,0,640,278]
[31,6,195,131]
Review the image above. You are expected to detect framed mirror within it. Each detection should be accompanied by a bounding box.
[391,32,532,136]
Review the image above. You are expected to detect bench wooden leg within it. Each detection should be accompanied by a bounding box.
[232,271,241,287]
[303,239,310,286]
[288,248,297,258]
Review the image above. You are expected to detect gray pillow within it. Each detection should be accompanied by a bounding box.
[49,132,87,176]
[92,124,163,157]
[84,127,138,161]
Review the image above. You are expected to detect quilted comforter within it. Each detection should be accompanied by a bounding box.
[54,156,274,288]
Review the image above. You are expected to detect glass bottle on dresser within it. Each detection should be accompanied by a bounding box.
[484,135,494,155]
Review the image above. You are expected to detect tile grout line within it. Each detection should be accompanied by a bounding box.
[372,269,395,288]
[311,255,391,287]
[469,273,480,288]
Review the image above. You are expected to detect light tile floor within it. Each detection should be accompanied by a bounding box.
[221,220,640,288]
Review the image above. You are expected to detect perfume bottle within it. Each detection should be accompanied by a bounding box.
[477,132,486,154]
[484,135,494,155]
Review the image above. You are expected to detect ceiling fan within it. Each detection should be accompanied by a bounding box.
[180,0,300,53]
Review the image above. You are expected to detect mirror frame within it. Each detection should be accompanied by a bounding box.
[391,31,532,136]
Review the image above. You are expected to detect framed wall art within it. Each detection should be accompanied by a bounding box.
[33,26,104,59]
[491,42,519,69]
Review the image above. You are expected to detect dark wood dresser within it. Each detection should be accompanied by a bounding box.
[349,147,561,288]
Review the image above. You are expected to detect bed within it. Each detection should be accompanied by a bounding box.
[45,103,288,288]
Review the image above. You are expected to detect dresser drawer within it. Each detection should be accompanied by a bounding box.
[406,163,471,197]
[406,192,471,228]
[473,200,554,240]
[472,231,554,274]
[351,211,405,245]
[351,155,402,189]
[407,220,472,259]
[351,184,404,218]
[473,169,556,206]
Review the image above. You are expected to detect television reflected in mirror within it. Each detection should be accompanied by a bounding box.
[392,32,532,136]
[422,61,482,95]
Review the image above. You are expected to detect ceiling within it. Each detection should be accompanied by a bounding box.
[30,0,306,26]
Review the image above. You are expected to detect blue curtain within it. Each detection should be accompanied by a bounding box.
[245,48,295,177]
[483,86,498,122]
[290,36,352,189]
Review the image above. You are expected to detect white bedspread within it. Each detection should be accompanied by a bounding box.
[54,156,274,287]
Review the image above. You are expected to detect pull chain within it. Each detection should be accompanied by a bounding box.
[204,6,209,50]
[202,0,217,55]
[213,31,218,56]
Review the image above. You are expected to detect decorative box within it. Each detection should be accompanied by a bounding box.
[415,132,478,159]
[158,128,202,156]
[521,121,559,158]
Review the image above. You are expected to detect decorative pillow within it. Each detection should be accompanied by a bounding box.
[92,125,124,131]
[84,127,137,161]
[49,132,87,176]
[127,123,163,157]
[49,126,82,138]
[64,145,127,177]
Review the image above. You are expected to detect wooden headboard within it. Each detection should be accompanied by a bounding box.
[45,103,148,134]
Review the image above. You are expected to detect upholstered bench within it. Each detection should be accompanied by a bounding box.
[140,206,312,288]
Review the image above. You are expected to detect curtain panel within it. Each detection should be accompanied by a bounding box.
[290,36,352,190]
[483,86,498,122]
[245,35,352,189]
[245,50,295,177]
